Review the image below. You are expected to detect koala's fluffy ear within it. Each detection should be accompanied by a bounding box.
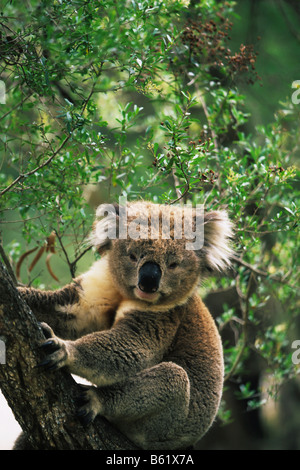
[89,203,120,254]
[199,210,233,273]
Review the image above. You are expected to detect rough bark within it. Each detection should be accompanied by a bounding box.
[0,261,137,450]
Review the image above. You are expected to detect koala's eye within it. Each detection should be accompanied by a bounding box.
[168,262,178,270]
[129,253,137,262]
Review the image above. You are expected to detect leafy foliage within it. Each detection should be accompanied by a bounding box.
[0,0,299,440]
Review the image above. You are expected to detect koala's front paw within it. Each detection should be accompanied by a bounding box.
[76,385,103,426]
[36,322,69,371]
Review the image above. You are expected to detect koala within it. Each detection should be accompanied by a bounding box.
[15,201,233,450]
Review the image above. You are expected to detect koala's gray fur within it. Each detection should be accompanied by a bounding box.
[14,201,233,450]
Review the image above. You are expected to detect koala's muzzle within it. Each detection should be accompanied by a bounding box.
[138,262,162,293]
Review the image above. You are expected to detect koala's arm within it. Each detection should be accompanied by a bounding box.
[17,283,81,339]
[38,310,181,386]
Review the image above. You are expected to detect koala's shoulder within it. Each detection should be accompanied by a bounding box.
[181,294,223,353]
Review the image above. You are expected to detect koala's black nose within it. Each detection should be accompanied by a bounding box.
[138,262,162,293]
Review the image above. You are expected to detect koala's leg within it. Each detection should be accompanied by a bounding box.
[13,432,35,450]
[17,284,82,339]
[78,362,191,449]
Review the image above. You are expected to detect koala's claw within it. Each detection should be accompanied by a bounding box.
[36,322,69,371]
[36,357,60,371]
[39,322,54,339]
[76,385,101,426]
[76,408,95,426]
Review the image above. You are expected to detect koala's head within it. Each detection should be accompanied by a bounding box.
[90,201,233,307]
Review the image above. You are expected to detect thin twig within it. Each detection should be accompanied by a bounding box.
[54,229,74,278]
[224,273,253,382]
[0,135,71,197]
[72,245,92,267]
[169,160,190,205]
[171,168,182,201]
[198,92,219,152]
[0,92,33,122]
[55,230,92,279]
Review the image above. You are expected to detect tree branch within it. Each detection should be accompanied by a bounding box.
[0,261,137,450]
[231,254,297,289]
[0,239,17,286]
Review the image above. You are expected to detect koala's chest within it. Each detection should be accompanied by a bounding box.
[56,257,124,332]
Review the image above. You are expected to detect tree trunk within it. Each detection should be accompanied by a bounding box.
[0,261,137,450]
